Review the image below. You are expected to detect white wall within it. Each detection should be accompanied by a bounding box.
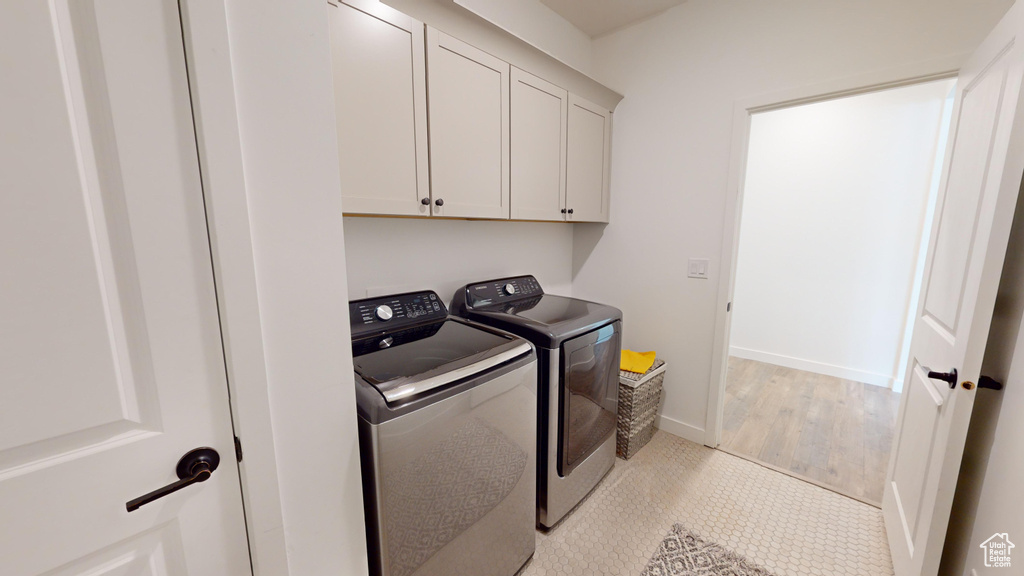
[729,80,954,390]
[453,0,592,74]
[343,217,573,303]
[212,0,367,574]
[574,0,1014,442]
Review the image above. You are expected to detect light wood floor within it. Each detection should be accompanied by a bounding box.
[720,357,901,505]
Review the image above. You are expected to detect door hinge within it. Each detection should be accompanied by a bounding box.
[234,436,243,463]
[727,302,732,312]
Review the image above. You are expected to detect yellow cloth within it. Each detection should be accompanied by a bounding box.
[621,350,656,374]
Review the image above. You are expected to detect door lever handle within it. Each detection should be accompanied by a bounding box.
[926,368,958,389]
[978,375,1004,390]
[126,447,220,512]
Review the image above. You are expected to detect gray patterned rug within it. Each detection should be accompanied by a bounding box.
[642,525,777,576]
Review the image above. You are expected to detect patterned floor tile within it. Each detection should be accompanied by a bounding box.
[520,431,893,576]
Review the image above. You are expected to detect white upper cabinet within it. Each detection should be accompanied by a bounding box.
[566,93,612,223]
[329,0,430,216]
[510,67,568,222]
[329,4,617,223]
[426,28,511,219]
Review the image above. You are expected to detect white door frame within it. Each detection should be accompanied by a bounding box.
[177,2,288,573]
[178,2,366,574]
[704,56,966,448]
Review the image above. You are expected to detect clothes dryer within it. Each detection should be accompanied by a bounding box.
[451,276,621,527]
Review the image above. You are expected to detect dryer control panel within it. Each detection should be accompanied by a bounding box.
[466,275,543,307]
[350,291,447,338]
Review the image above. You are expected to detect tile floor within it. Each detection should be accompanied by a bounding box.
[520,431,893,576]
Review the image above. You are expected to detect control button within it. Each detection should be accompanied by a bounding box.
[429,294,436,300]
[503,283,516,296]
[375,305,393,321]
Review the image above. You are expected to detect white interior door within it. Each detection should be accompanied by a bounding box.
[0,1,251,574]
[883,4,1024,575]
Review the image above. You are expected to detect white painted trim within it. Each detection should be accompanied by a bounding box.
[729,346,895,389]
[656,415,706,445]
[178,3,287,574]
[183,0,369,570]
[705,53,967,449]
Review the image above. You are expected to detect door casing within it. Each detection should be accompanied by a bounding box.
[706,56,967,448]
[179,1,368,574]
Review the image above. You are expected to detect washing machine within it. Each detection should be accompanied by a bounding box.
[450,276,622,528]
[350,290,537,576]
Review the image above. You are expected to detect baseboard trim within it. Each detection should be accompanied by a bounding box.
[656,415,706,445]
[729,346,894,389]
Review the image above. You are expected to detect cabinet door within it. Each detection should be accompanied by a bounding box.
[427,28,510,219]
[330,0,430,216]
[510,67,568,222]
[566,93,612,223]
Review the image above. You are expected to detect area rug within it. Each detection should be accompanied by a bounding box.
[642,524,777,576]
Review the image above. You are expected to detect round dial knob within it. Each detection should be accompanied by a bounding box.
[503,283,517,296]
[375,305,393,321]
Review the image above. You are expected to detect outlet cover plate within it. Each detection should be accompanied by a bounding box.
[688,258,710,279]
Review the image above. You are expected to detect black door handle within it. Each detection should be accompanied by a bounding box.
[421,197,430,205]
[126,447,220,512]
[434,198,444,207]
[927,368,958,389]
[979,375,1004,390]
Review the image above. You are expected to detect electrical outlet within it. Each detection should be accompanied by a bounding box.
[688,258,710,279]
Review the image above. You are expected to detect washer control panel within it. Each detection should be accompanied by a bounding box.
[375,305,393,321]
[350,291,446,338]
[466,275,543,307]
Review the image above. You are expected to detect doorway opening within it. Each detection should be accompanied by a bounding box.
[716,78,957,505]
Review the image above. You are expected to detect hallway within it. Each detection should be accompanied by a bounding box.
[720,357,901,504]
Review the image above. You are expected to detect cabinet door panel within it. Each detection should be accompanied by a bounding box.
[510,68,567,222]
[330,0,429,216]
[427,28,510,219]
[566,94,611,223]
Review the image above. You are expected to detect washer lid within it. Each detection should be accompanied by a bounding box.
[450,276,623,347]
[352,319,530,403]
[498,294,602,324]
[466,297,621,348]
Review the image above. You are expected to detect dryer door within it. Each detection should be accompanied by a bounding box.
[558,321,621,476]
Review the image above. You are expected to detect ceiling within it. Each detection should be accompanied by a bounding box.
[539,0,687,38]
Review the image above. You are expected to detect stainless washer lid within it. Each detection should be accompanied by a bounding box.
[352,319,531,403]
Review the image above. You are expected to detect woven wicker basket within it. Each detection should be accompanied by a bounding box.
[616,358,666,459]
